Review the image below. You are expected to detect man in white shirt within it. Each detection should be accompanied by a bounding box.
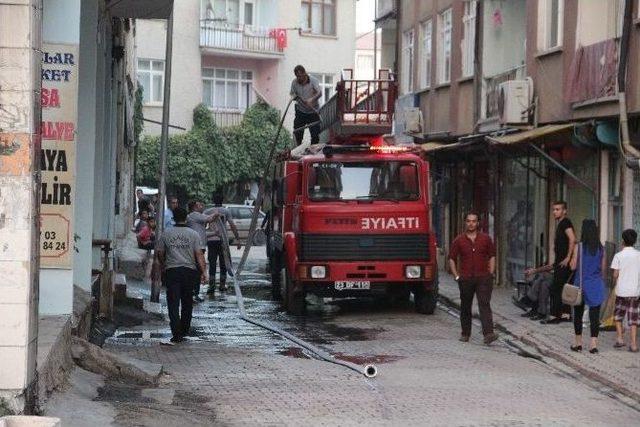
[611,229,640,352]
[164,196,179,229]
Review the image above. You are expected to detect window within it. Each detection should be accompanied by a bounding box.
[461,1,477,78]
[202,68,253,111]
[137,59,164,104]
[576,0,625,45]
[307,161,420,202]
[401,29,414,93]
[300,0,335,35]
[309,73,335,105]
[356,53,375,78]
[244,1,254,26]
[437,8,452,84]
[538,0,563,51]
[419,19,432,89]
[200,0,241,25]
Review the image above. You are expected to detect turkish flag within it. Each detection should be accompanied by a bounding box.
[269,28,287,50]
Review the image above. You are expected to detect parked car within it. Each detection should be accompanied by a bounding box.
[204,204,266,245]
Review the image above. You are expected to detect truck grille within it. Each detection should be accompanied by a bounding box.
[299,234,429,261]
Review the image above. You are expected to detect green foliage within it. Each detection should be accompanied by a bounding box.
[0,397,14,416]
[135,102,292,201]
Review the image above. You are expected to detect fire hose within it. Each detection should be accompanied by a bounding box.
[218,97,378,378]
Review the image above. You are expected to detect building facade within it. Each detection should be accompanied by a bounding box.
[0,0,169,413]
[382,0,640,290]
[136,0,357,135]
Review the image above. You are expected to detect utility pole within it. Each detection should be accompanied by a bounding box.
[373,0,378,79]
[151,8,174,303]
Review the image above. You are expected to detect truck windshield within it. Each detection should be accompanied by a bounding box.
[307,161,420,201]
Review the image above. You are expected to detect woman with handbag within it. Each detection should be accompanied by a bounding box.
[569,219,606,354]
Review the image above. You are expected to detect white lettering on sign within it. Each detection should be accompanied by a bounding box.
[361,217,420,230]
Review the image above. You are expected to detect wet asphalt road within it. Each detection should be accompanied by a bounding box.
[98,247,640,426]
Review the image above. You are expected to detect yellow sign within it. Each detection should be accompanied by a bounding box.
[40,44,78,268]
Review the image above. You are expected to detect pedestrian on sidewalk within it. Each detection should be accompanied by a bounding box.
[611,229,640,352]
[133,208,150,233]
[448,212,498,345]
[569,219,605,354]
[137,217,156,250]
[204,192,241,294]
[187,200,219,302]
[522,263,553,321]
[526,201,576,324]
[155,207,207,344]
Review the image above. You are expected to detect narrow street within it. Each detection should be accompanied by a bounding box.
[54,248,640,426]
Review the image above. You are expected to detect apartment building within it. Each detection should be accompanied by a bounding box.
[136,0,356,134]
[383,0,640,288]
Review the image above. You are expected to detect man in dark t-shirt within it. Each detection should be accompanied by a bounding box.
[525,201,576,324]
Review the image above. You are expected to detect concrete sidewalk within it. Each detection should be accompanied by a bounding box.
[438,273,640,402]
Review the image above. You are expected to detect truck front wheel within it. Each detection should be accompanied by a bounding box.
[285,266,305,315]
[414,284,438,315]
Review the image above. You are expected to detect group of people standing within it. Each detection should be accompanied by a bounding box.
[151,192,240,344]
[449,201,640,353]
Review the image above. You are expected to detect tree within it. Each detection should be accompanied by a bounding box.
[135,102,292,201]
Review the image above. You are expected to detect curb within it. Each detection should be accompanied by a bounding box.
[438,291,640,403]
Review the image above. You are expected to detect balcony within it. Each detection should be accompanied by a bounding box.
[566,39,618,106]
[200,21,285,59]
[483,65,526,119]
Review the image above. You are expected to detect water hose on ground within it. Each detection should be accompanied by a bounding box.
[218,98,378,378]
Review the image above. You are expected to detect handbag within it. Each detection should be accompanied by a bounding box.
[561,243,583,306]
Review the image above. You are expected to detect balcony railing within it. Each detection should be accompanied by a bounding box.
[211,110,244,128]
[566,39,618,104]
[484,65,526,119]
[200,21,284,55]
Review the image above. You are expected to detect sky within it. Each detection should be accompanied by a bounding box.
[355,0,375,35]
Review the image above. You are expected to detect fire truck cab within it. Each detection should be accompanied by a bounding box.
[266,70,437,315]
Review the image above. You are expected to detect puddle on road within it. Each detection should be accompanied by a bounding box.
[278,346,311,359]
[109,258,419,369]
[96,381,216,425]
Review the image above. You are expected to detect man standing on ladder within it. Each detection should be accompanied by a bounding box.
[290,65,322,146]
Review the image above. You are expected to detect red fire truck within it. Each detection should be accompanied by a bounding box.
[266,70,437,315]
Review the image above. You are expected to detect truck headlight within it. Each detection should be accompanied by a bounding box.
[405,265,421,279]
[310,265,327,279]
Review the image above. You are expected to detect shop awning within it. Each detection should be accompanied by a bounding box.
[108,0,174,19]
[486,124,576,145]
[421,140,484,153]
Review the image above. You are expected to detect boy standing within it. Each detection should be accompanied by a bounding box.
[611,229,640,352]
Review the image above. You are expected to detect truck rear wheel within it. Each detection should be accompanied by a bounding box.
[414,284,438,315]
[285,266,305,315]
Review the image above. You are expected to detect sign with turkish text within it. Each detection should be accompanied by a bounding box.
[40,44,78,268]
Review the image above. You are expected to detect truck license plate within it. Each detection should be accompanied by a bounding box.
[334,281,371,291]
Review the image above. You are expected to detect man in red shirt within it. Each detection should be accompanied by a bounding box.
[448,212,498,345]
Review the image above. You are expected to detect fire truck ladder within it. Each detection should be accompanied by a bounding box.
[319,69,397,143]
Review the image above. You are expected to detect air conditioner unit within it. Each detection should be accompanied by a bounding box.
[403,108,423,135]
[498,79,532,125]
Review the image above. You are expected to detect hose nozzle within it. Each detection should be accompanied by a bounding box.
[364,365,378,378]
